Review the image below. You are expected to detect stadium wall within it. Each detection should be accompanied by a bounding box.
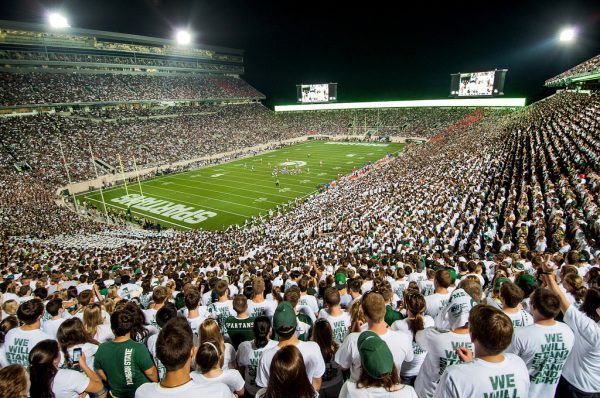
[274,98,526,112]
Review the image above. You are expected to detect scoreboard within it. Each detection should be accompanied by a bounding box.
[297,83,338,103]
[450,70,507,97]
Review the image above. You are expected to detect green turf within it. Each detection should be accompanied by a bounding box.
[76,141,404,230]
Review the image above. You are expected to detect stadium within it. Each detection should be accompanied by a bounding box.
[0,2,598,398]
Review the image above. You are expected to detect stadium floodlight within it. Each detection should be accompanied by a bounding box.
[176,30,192,45]
[559,27,576,43]
[48,13,70,28]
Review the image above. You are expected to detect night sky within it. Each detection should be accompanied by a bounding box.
[1,0,599,106]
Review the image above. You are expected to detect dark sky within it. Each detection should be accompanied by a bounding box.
[1,0,599,105]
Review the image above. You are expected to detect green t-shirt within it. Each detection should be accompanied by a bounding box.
[94,339,155,398]
[225,316,256,349]
[384,304,404,327]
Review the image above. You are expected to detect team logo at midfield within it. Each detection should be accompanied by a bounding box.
[280,161,307,167]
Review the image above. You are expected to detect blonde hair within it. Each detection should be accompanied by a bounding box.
[199,319,225,355]
[349,299,366,333]
[82,303,104,337]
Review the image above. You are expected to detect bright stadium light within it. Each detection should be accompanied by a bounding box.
[48,13,70,28]
[559,27,576,43]
[176,30,192,45]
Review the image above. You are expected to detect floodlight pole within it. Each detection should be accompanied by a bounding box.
[132,156,145,197]
[88,143,108,216]
[58,139,78,211]
[117,154,130,196]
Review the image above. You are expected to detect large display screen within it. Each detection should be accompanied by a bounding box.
[297,83,337,103]
[450,70,507,97]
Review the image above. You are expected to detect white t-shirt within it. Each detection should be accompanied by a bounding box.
[236,340,278,395]
[142,308,159,329]
[146,333,166,381]
[561,305,600,393]
[414,328,472,398]
[419,280,435,297]
[507,322,575,398]
[391,316,435,378]
[433,354,530,398]
[425,293,451,319]
[191,369,245,394]
[208,301,235,336]
[0,327,53,367]
[503,309,534,329]
[93,323,115,343]
[335,329,413,382]
[299,294,319,315]
[318,310,352,344]
[256,341,325,388]
[339,380,418,398]
[247,300,277,318]
[135,380,232,398]
[52,368,90,398]
[41,318,66,339]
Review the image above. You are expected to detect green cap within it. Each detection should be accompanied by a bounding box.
[494,277,510,291]
[514,262,525,271]
[335,273,347,289]
[273,302,297,332]
[358,331,394,379]
[445,267,457,283]
[516,274,537,289]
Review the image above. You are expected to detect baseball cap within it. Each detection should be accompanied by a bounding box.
[358,331,394,379]
[441,289,476,330]
[273,302,297,332]
[335,273,347,289]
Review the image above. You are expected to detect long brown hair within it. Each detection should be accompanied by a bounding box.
[57,317,99,367]
[264,345,315,398]
[404,290,426,341]
[357,364,402,392]
[0,364,29,398]
[28,339,59,398]
[311,319,338,363]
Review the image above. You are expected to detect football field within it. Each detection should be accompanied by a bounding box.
[76,141,404,230]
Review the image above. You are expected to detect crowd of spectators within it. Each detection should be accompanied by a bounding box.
[545,54,600,86]
[0,72,264,106]
[0,74,597,397]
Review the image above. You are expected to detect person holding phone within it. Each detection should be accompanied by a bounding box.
[28,339,107,398]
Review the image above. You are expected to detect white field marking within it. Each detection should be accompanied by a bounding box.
[146,181,285,207]
[299,179,311,184]
[324,142,389,147]
[280,161,307,167]
[132,186,268,214]
[211,173,224,177]
[333,166,341,170]
[367,152,375,155]
[346,161,354,164]
[164,175,307,197]
[317,172,327,176]
[84,197,192,230]
[182,170,317,191]
[161,182,174,185]
[279,188,292,193]
[254,197,268,203]
[346,154,356,157]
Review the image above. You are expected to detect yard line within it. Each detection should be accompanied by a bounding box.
[147,178,292,203]
[163,175,308,196]
[140,185,273,213]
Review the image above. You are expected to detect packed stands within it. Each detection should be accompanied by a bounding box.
[545,54,600,87]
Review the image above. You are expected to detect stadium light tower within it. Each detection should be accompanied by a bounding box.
[558,27,576,43]
[48,13,70,28]
[176,30,192,46]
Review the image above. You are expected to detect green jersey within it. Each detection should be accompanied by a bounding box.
[225,316,256,349]
[94,339,155,398]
